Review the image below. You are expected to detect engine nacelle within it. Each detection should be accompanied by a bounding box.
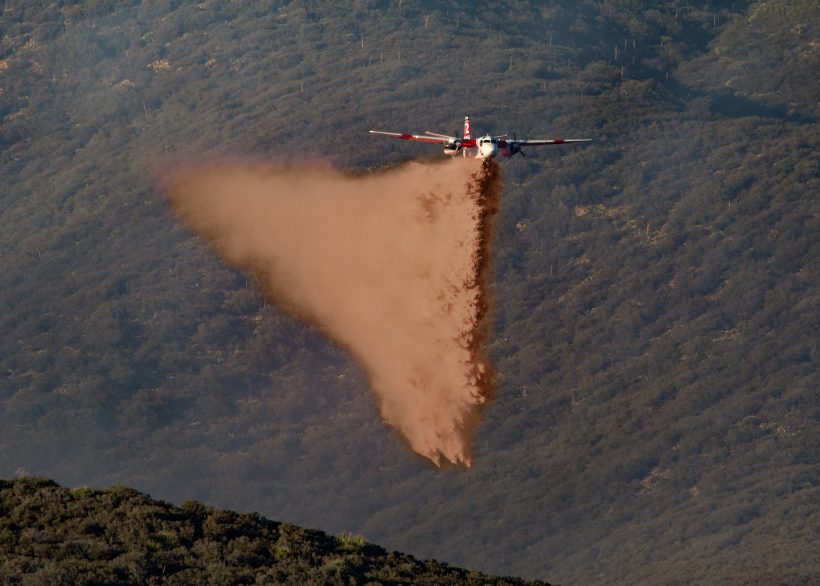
[443,139,461,157]
[507,142,523,157]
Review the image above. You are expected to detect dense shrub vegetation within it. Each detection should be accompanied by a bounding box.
[0,477,546,584]
[1,1,817,584]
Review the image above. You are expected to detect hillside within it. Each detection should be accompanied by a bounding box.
[1,1,818,584]
[0,477,546,585]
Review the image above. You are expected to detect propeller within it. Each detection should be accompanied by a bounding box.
[447,129,462,152]
[509,132,525,157]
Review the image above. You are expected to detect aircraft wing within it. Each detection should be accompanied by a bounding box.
[369,130,454,145]
[515,138,593,146]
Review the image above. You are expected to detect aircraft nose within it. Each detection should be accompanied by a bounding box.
[480,142,498,158]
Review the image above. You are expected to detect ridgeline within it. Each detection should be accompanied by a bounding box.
[0,477,547,585]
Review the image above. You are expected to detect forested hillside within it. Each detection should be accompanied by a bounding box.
[1,1,817,584]
[0,477,546,585]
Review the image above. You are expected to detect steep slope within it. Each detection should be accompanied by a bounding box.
[1,1,817,585]
[0,477,547,585]
[675,0,819,120]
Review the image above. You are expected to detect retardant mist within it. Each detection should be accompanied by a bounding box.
[163,158,500,467]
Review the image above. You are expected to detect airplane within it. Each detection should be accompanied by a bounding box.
[369,116,592,159]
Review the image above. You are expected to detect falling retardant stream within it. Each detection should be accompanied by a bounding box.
[163,157,501,467]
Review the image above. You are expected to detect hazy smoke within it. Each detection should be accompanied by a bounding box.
[163,158,500,467]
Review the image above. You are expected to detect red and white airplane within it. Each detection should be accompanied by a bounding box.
[369,116,591,159]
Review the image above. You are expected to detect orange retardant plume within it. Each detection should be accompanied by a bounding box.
[163,158,500,467]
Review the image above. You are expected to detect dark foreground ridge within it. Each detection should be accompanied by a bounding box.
[0,477,549,585]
